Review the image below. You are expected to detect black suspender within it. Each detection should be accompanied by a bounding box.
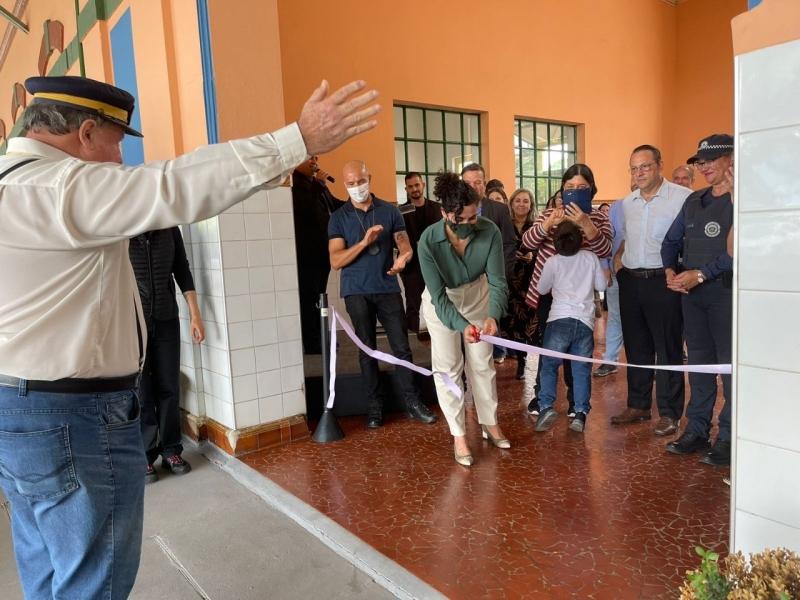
[0,158,39,181]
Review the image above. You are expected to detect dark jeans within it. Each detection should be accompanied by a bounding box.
[140,317,182,465]
[534,293,574,405]
[298,263,330,353]
[683,280,732,441]
[617,269,685,419]
[539,318,594,414]
[400,266,425,332]
[0,386,144,599]
[344,292,421,415]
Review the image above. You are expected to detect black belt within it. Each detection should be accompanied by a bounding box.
[0,374,139,393]
[623,267,665,279]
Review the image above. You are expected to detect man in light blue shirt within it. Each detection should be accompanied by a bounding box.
[610,144,692,437]
[594,194,627,377]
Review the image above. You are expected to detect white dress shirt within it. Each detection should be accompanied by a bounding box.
[0,126,306,380]
[620,179,691,269]
[537,250,607,330]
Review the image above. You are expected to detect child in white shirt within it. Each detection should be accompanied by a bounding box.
[535,221,607,433]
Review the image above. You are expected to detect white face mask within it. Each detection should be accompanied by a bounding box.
[347,182,370,203]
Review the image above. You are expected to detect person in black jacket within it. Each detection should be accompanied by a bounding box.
[292,155,344,353]
[400,172,442,339]
[129,227,204,483]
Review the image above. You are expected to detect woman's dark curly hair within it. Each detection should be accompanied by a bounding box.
[433,171,480,217]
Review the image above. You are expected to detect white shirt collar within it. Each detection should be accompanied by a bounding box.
[5,137,74,161]
[632,177,668,203]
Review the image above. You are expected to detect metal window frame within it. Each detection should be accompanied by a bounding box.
[514,118,578,211]
[394,104,482,197]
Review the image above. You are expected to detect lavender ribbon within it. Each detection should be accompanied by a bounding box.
[479,334,732,375]
[326,307,462,409]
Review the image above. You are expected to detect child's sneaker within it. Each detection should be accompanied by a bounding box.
[535,408,558,432]
[526,398,540,416]
[569,412,587,432]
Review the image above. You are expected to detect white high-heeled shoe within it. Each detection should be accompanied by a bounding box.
[481,425,511,449]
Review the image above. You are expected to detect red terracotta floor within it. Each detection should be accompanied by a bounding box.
[242,334,730,599]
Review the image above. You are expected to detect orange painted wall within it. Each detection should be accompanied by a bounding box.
[276,0,744,202]
[207,0,286,141]
[0,1,78,131]
[672,0,747,177]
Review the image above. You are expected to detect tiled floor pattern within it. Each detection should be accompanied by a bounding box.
[243,337,729,599]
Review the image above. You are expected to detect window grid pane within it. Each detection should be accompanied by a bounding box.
[394,105,481,202]
[515,118,579,211]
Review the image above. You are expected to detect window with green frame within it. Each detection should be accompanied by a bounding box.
[514,119,578,211]
[394,105,481,203]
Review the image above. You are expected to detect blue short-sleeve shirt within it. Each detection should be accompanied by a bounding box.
[327,196,405,297]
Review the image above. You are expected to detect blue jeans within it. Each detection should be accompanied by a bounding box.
[602,273,624,363]
[0,384,145,599]
[539,318,594,414]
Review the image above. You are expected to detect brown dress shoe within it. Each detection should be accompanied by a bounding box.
[610,407,651,425]
[653,417,679,436]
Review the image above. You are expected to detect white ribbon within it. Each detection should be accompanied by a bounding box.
[325,307,731,409]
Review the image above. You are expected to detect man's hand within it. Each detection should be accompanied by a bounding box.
[313,167,332,184]
[298,80,381,156]
[387,255,408,276]
[603,268,613,287]
[480,318,498,337]
[666,269,702,294]
[464,324,480,344]
[361,224,384,247]
[612,254,623,274]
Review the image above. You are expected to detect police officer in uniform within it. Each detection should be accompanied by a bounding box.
[661,134,734,466]
[0,75,378,599]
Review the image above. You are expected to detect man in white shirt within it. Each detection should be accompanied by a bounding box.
[534,222,607,434]
[0,75,378,600]
[611,145,691,436]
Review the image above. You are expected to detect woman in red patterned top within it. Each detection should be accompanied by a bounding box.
[521,164,612,417]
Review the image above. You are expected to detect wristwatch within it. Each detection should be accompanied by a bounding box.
[696,270,705,284]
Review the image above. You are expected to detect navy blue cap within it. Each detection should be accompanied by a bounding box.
[687,134,733,164]
[25,76,143,137]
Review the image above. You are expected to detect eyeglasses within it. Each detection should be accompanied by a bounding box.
[693,158,718,169]
[629,162,657,174]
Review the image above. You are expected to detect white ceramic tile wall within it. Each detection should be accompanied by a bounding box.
[212,187,307,429]
[734,511,800,556]
[733,41,800,555]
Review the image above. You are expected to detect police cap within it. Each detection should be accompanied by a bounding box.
[687,134,733,164]
[25,75,143,137]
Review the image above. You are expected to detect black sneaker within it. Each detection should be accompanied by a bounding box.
[526,398,540,416]
[366,413,383,428]
[569,412,587,432]
[145,463,159,484]
[406,401,437,424]
[567,404,576,419]
[666,431,711,455]
[593,364,618,377]
[700,439,731,466]
[162,454,192,476]
[535,408,559,432]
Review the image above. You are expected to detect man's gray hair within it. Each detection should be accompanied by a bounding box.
[19,103,105,135]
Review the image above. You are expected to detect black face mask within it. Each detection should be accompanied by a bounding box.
[447,219,475,239]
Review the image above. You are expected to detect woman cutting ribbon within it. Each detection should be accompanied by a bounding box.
[418,172,510,466]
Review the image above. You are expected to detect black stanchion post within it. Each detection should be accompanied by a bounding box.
[312,293,344,443]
